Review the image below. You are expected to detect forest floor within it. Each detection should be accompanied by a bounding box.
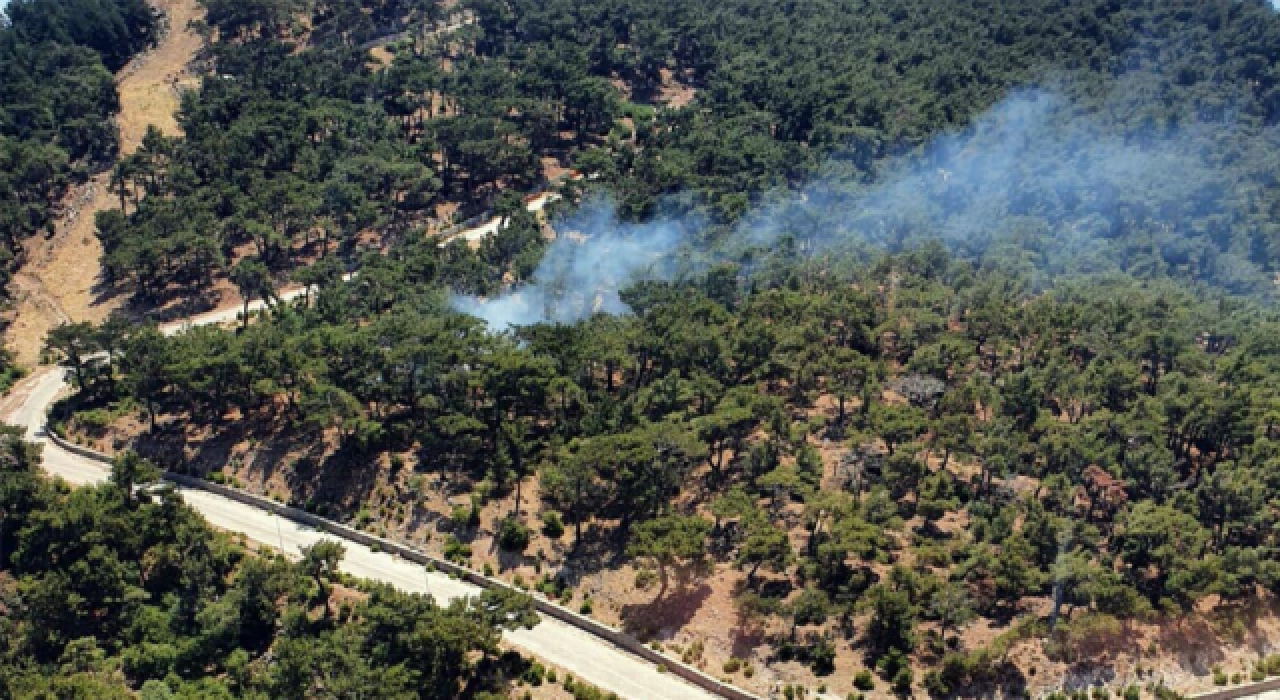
[3,0,204,366]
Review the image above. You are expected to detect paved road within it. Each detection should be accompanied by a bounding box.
[6,325,721,700]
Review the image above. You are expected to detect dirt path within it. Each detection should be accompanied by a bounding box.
[4,0,204,366]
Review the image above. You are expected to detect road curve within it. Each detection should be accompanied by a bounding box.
[4,315,722,700]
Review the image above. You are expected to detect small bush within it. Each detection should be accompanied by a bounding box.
[542,511,565,538]
[1123,686,1141,700]
[634,568,658,590]
[444,536,472,565]
[1213,666,1228,686]
[353,509,373,529]
[723,658,743,673]
[451,504,473,528]
[681,639,704,665]
[483,562,494,577]
[854,669,875,690]
[498,517,531,553]
[522,662,545,686]
[892,668,914,695]
[579,599,593,615]
[809,637,836,675]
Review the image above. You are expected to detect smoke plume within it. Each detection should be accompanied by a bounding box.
[453,88,1278,329]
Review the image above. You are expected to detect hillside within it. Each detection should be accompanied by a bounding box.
[18,0,1280,698]
[4,0,204,366]
[0,428,548,699]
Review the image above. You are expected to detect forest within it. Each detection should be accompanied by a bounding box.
[0,0,156,275]
[21,0,1280,696]
[0,426,544,699]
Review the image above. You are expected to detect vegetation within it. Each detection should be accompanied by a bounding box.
[19,0,1280,695]
[0,0,156,275]
[0,427,539,698]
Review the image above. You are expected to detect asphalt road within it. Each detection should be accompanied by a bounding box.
[6,322,722,700]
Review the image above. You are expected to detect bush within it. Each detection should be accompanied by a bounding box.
[923,669,949,697]
[579,599,593,615]
[1123,686,1141,700]
[854,669,875,690]
[444,536,472,565]
[809,637,836,675]
[1213,666,1228,686]
[892,668,914,695]
[498,517,532,553]
[522,662,545,686]
[634,568,658,590]
[723,657,743,673]
[542,511,565,538]
[451,504,474,528]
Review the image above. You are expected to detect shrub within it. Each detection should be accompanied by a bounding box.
[451,504,473,528]
[1123,686,1141,700]
[923,670,948,697]
[522,662,545,686]
[1213,666,1227,686]
[634,568,658,590]
[809,637,836,675]
[892,668,914,695]
[444,536,472,565]
[542,511,566,538]
[498,517,532,553]
[854,669,875,690]
[723,657,743,673]
[681,639,704,664]
[579,599,593,615]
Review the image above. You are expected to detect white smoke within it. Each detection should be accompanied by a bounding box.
[453,88,1277,329]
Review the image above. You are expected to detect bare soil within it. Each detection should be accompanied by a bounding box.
[4,0,205,366]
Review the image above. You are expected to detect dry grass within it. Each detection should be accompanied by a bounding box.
[5,0,205,367]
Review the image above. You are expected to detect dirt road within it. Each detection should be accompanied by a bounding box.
[5,0,204,366]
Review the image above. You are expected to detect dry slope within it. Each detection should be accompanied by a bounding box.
[4,0,204,366]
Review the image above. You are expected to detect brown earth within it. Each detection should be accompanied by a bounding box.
[4,0,205,366]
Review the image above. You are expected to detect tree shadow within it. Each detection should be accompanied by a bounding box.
[619,580,713,641]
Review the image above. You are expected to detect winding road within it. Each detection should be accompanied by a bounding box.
[1,293,724,700]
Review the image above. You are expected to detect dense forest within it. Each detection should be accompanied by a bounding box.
[0,427,543,699]
[26,0,1280,695]
[94,0,1280,308]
